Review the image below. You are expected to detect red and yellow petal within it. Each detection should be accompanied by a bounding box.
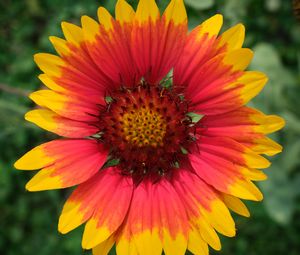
[55,22,112,92]
[34,53,64,77]
[115,0,135,24]
[98,7,114,31]
[15,139,108,190]
[29,90,102,122]
[59,167,133,240]
[93,235,116,255]
[199,106,285,155]
[221,193,250,217]
[173,15,260,115]
[81,173,133,249]
[189,136,269,201]
[34,50,107,123]
[61,21,84,46]
[173,16,245,89]
[116,235,139,255]
[135,0,160,23]
[174,14,223,87]
[35,42,108,97]
[187,227,209,255]
[38,74,65,92]
[81,7,139,88]
[116,178,189,255]
[25,109,98,138]
[216,23,245,52]
[181,49,256,115]
[171,170,235,252]
[131,0,187,85]
[37,23,111,113]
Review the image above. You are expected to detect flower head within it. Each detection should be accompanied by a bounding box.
[15,0,285,254]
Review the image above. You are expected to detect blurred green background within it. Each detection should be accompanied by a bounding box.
[0,0,300,254]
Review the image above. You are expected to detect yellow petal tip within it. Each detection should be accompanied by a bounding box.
[210,14,223,26]
[136,0,160,23]
[116,0,135,24]
[14,159,24,170]
[164,0,187,25]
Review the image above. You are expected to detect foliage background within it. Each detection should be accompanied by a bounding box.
[0,0,299,254]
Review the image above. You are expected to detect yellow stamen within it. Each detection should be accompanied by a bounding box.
[121,106,167,147]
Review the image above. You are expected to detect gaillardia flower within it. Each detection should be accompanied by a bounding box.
[15,0,285,254]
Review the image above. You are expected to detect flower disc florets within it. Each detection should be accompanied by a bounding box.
[100,83,194,179]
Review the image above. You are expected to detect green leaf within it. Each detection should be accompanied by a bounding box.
[181,146,188,154]
[186,112,204,123]
[184,0,214,10]
[0,99,28,114]
[265,0,281,12]
[280,112,300,133]
[105,96,113,103]
[223,0,249,25]
[104,158,120,168]
[260,165,296,225]
[292,173,300,196]
[250,43,296,111]
[251,43,282,71]
[281,139,300,172]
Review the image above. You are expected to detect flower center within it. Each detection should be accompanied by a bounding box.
[99,84,194,180]
[121,106,166,147]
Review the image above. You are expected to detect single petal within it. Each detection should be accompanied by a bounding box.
[25,109,98,138]
[15,142,54,170]
[198,14,223,37]
[217,23,245,51]
[164,0,187,25]
[49,36,70,56]
[115,0,135,24]
[15,139,108,190]
[81,15,100,43]
[199,106,285,155]
[26,140,107,191]
[38,74,65,92]
[116,236,139,255]
[59,168,132,235]
[240,168,267,181]
[34,53,64,77]
[81,169,133,249]
[25,151,104,191]
[221,193,250,217]
[222,48,253,71]
[187,227,209,255]
[93,235,115,255]
[135,0,159,23]
[29,90,103,122]
[61,21,84,46]
[98,7,114,31]
[193,216,221,251]
[25,166,63,191]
